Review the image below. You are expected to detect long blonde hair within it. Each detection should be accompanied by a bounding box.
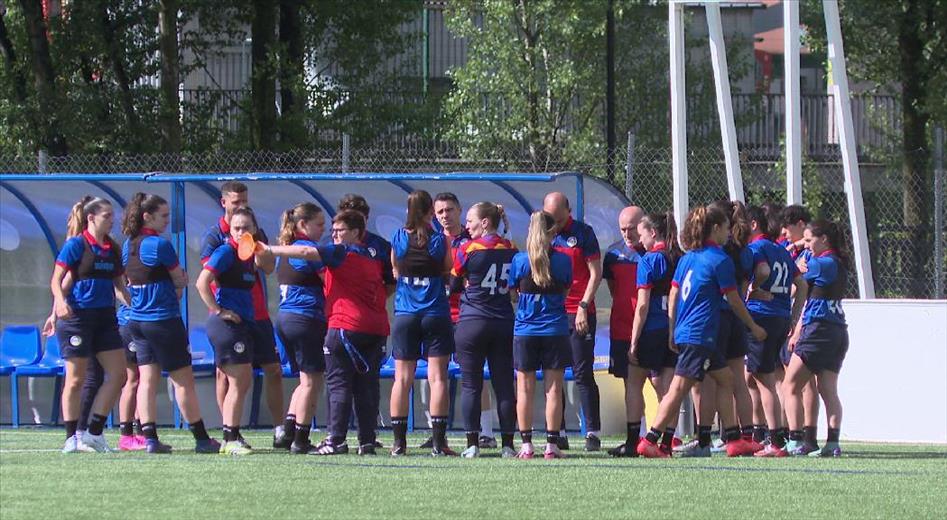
[67,196,112,238]
[526,211,556,287]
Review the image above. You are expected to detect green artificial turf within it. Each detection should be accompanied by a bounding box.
[1,428,944,519]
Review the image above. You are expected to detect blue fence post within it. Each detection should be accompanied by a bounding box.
[575,173,585,222]
[170,181,188,326]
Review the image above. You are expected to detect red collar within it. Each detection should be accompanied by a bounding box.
[703,240,721,248]
[227,236,240,250]
[140,227,160,236]
[218,216,230,234]
[749,233,769,244]
[817,249,836,258]
[649,241,667,253]
[83,230,111,250]
[294,231,311,241]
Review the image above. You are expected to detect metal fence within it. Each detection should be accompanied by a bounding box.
[2,134,943,299]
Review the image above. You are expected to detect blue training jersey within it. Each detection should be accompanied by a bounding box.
[451,233,518,321]
[802,251,847,326]
[117,304,130,326]
[636,243,673,332]
[721,241,754,312]
[276,237,327,320]
[391,228,450,316]
[671,243,737,348]
[123,232,181,321]
[55,232,122,309]
[204,241,257,322]
[746,235,799,318]
[508,250,573,336]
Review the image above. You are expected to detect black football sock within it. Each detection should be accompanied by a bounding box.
[189,419,210,441]
[293,422,311,445]
[697,425,712,448]
[501,433,515,449]
[119,421,134,437]
[283,414,297,437]
[626,421,641,447]
[645,427,662,444]
[827,428,840,443]
[222,425,240,442]
[661,427,676,449]
[141,422,158,440]
[391,417,408,449]
[466,431,479,448]
[87,414,107,436]
[520,430,533,444]
[65,420,78,440]
[432,416,449,450]
[803,426,818,445]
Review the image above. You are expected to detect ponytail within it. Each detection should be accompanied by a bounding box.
[526,211,556,287]
[123,192,167,238]
[279,203,323,245]
[681,205,729,251]
[471,201,510,236]
[405,190,433,247]
[640,210,683,263]
[729,201,751,247]
[66,195,112,239]
[808,219,853,271]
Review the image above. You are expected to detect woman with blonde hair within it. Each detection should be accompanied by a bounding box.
[507,211,574,459]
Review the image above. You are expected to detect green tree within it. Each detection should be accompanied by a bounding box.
[803,0,947,297]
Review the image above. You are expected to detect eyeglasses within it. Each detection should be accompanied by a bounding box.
[331,227,351,234]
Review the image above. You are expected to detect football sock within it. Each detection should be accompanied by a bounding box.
[222,425,240,442]
[293,422,311,445]
[391,416,408,449]
[804,426,818,445]
[645,427,662,444]
[119,421,134,437]
[141,422,158,440]
[189,420,210,441]
[827,428,840,443]
[697,425,712,448]
[432,416,448,450]
[87,414,107,436]
[520,430,533,444]
[626,421,641,447]
[283,414,297,437]
[65,420,78,440]
[661,427,676,449]
[501,433,515,449]
[466,431,479,448]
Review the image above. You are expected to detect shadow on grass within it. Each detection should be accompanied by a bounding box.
[843,450,947,460]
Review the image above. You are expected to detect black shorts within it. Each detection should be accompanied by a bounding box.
[674,343,726,382]
[127,318,191,372]
[251,318,280,367]
[56,307,123,359]
[608,339,631,378]
[513,335,572,372]
[794,321,849,374]
[391,314,455,360]
[633,328,677,372]
[118,324,138,365]
[717,310,748,360]
[276,312,328,373]
[746,315,791,374]
[206,313,254,366]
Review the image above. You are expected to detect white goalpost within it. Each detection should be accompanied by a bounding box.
[668,0,875,298]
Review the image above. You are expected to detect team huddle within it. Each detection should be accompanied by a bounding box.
[45,181,850,459]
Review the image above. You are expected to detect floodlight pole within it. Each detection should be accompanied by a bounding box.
[706,0,744,202]
[823,0,875,299]
[670,1,688,229]
[784,0,803,204]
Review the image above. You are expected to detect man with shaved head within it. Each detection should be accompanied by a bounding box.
[542,191,604,451]
[602,206,647,456]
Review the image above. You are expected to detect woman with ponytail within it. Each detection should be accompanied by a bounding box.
[783,220,850,457]
[609,211,682,457]
[272,203,330,454]
[451,201,518,458]
[50,196,129,453]
[388,190,457,456]
[507,211,574,460]
[121,193,219,454]
[637,205,766,458]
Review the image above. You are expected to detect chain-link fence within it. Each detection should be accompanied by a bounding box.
[2,135,944,299]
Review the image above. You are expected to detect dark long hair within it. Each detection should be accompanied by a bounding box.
[807,219,853,270]
[404,190,434,247]
[640,210,682,263]
[122,193,167,238]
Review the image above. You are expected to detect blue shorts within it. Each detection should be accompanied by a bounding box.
[794,321,849,374]
[276,312,327,373]
[118,324,138,365]
[717,310,748,360]
[206,313,254,366]
[746,315,791,374]
[127,318,191,372]
[251,318,280,367]
[56,308,123,359]
[391,314,455,360]
[674,343,726,382]
[513,335,571,371]
[632,328,677,372]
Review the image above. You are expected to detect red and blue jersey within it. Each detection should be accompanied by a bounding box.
[552,217,601,314]
[276,236,327,321]
[721,241,754,312]
[778,238,813,264]
[122,230,180,321]
[508,250,573,336]
[445,229,472,322]
[55,231,122,309]
[117,304,130,326]
[671,243,737,348]
[201,217,270,320]
[603,241,642,339]
[451,233,517,322]
[392,228,450,317]
[636,242,674,332]
[746,234,800,318]
[204,240,258,322]
[802,250,847,326]
[322,241,391,336]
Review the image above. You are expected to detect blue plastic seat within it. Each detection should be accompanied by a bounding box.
[16,335,65,425]
[187,326,216,373]
[1,325,43,427]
